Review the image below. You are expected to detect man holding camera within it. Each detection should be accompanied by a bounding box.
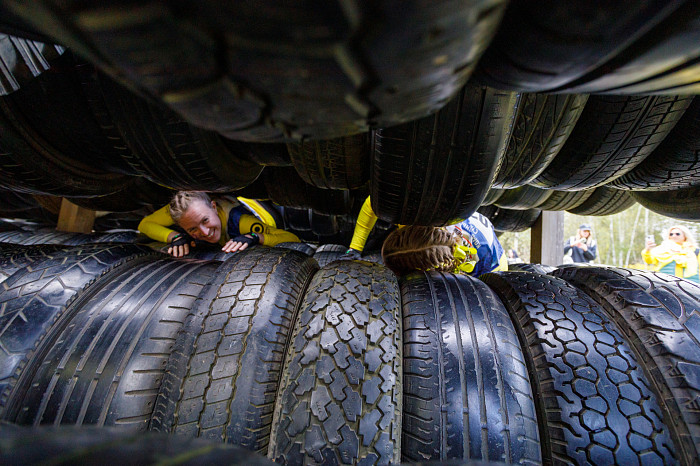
[563,224,597,263]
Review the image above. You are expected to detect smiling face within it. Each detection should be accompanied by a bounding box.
[178,200,222,243]
[668,228,686,245]
[580,229,591,238]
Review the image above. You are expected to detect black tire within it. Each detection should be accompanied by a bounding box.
[553,266,700,464]
[8,230,92,246]
[67,178,174,213]
[269,261,401,465]
[95,74,263,192]
[0,244,66,284]
[507,263,556,274]
[10,1,508,142]
[224,139,292,167]
[401,272,540,463]
[312,251,346,268]
[480,188,505,206]
[89,231,141,244]
[493,185,553,210]
[371,84,518,226]
[0,33,63,95]
[0,244,155,413]
[630,185,700,222]
[0,425,275,465]
[274,242,317,257]
[4,259,218,429]
[264,167,355,215]
[476,0,700,94]
[288,134,370,190]
[151,248,318,453]
[567,187,636,216]
[313,244,349,267]
[480,272,676,464]
[535,189,594,212]
[612,97,700,191]
[361,251,383,265]
[479,207,541,233]
[314,244,347,254]
[532,95,692,190]
[493,94,588,188]
[0,86,135,197]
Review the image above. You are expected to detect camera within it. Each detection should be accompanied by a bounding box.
[580,238,587,244]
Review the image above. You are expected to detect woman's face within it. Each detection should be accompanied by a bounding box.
[580,229,591,238]
[668,228,685,245]
[178,200,222,243]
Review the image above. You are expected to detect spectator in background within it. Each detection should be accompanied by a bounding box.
[642,225,699,282]
[563,224,597,263]
[507,248,523,264]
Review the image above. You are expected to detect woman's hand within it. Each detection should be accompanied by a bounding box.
[222,234,259,253]
[167,234,194,258]
[645,239,656,250]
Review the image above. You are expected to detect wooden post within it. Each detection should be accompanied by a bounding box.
[57,198,95,233]
[531,210,564,266]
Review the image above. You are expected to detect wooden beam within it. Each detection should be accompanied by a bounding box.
[530,210,564,266]
[57,198,95,233]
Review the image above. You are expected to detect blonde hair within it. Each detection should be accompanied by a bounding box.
[668,225,697,248]
[381,226,461,275]
[169,191,212,222]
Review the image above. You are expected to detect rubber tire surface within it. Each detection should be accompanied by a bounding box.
[0,85,134,197]
[567,187,636,216]
[274,242,317,257]
[630,185,700,221]
[480,272,675,464]
[0,425,274,465]
[371,84,518,226]
[480,188,505,206]
[151,248,317,454]
[0,33,63,95]
[479,207,541,233]
[0,244,154,412]
[476,0,700,94]
[264,167,355,215]
[507,263,556,274]
[0,244,67,284]
[288,134,369,190]
[5,259,218,429]
[95,74,263,192]
[532,95,692,190]
[553,266,700,464]
[401,272,540,463]
[493,94,588,188]
[612,97,700,191]
[269,261,402,465]
[7,1,508,142]
[493,185,553,210]
[535,189,594,212]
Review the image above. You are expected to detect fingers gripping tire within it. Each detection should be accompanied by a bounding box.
[480,272,676,464]
[553,266,700,464]
[401,272,540,463]
[269,261,402,465]
[371,84,518,226]
[150,248,318,453]
[3,259,219,429]
[0,244,155,413]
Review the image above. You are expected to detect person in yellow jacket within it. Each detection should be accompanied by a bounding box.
[139,191,299,257]
[344,196,508,276]
[642,225,699,283]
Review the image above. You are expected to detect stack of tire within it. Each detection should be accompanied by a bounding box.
[0,242,697,465]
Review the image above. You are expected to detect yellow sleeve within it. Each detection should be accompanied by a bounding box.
[138,205,177,243]
[641,248,655,265]
[238,214,299,246]
[349,196,378,252]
